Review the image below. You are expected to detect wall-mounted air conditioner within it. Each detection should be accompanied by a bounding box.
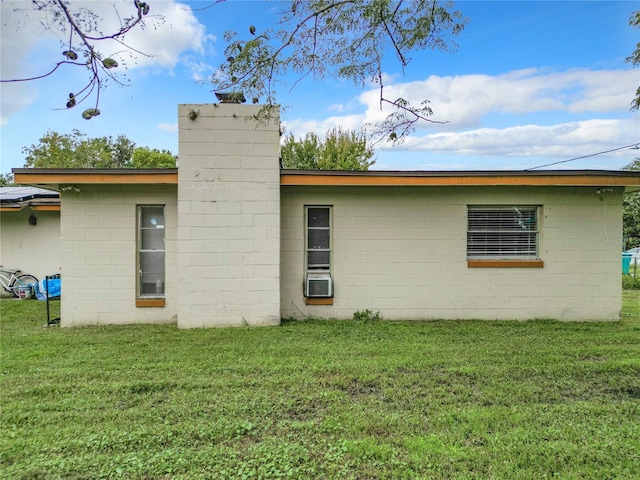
[306,274,332,298]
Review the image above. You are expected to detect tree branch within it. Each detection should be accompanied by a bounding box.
[1,0,153,119]
[214,0,465,139]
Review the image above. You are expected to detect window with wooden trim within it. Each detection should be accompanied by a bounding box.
[467,206,539,259]
[137,205,165,298]
[305,206,333,298]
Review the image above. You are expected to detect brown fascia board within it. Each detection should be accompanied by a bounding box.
[12,168,640,192]
[0,203,61,212]
[12,168,178,190]
[280,169,640,192]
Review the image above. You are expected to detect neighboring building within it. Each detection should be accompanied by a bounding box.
[0,186,61,280]
[13,104,640,326]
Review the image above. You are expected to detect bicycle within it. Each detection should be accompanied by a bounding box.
[0,265,39,297]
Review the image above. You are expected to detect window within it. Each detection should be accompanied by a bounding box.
[137,206,165,299]
[305,206,333,299]
[467,206,539,259]
[307,206,331,270]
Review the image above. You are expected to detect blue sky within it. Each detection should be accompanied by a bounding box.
[1,0,638,174]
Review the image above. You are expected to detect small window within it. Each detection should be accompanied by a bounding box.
[137,205,165,298]
[467,206,539,259]
[306,206,331,271]
[305,206,332,298]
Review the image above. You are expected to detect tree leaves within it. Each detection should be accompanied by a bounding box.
[21,130,175,169]
[623,159,640,249]
[626,10,640,110]
[66,93,76,109]
[213,0,466,143]
[102,58,119,69]
[281,127,375,170]
[23,130,111,168]
[134,1,150,16]
[62,50,78,60]
[130,147,177,168]
[81,108,101,120]
[2,1,155,119]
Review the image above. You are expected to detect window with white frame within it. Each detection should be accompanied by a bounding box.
[305,206,332,297]
[137,205,165,297]
[467,206,539,259]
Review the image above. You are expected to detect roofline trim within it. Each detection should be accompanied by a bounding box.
[13,168,178,186]
[0,205,61,212]
[11,168,640,190]
[280,168,640,177]
[31,205,61,211]
[280,170,640,188]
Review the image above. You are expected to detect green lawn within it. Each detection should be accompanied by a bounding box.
[2,293,639,479]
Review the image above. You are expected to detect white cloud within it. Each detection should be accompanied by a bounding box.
[0,2,52,124]
[157,123,178,133]
[0,83,36,126]
[102,1,213,69]
[356,68,638,131]
[182,57,216,82]
[284,68,639,165]
[0,0,210,123]
[327,103,346,113]
[401,119,638,157]
[283,114,366,139]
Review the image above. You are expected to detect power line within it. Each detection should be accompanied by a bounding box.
[525,143,640,170]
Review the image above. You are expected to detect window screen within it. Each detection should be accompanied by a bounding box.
[306,206,331,270]
[467,206,539,258]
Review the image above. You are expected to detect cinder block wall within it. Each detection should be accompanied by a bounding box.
[177,104,281,327]
[60,185,178,326]
[1,208,61,281]
[281,185,623,321]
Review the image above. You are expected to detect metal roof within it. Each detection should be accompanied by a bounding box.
[0,186,59,202]
[0,186,60,209]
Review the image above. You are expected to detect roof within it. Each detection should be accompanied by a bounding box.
[0,186,60,211]
[11,169,178,189]
[12,168,640,193]
[282,169,640,191]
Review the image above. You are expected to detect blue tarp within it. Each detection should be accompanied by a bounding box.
[34,278,61,300]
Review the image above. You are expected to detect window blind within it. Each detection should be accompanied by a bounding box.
[467,206,538,258]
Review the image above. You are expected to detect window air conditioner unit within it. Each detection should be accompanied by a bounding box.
[306,274,332,298]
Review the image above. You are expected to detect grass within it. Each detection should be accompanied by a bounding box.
[1,293,639,479]
[623,273,640,290]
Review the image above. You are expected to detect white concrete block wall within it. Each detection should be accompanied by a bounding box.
[177,104,281,327]
[1,209,61,281]
[281,185,623,321]
[60,185,177,326]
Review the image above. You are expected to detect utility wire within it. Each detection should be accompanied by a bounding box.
[525,142,640,170]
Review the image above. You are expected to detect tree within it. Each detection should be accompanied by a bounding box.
[22,130,175,169]
[281,127,375,170]
[623,159,640,249]
[1,0,155,119]
[215,0,465,143]
[0,173,16,186]
[3,1,465,138]
[627,10,640,110]
[130,147,177,168]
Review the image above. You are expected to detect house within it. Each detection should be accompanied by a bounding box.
[0,186,61,281]
[13,104,640,326]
